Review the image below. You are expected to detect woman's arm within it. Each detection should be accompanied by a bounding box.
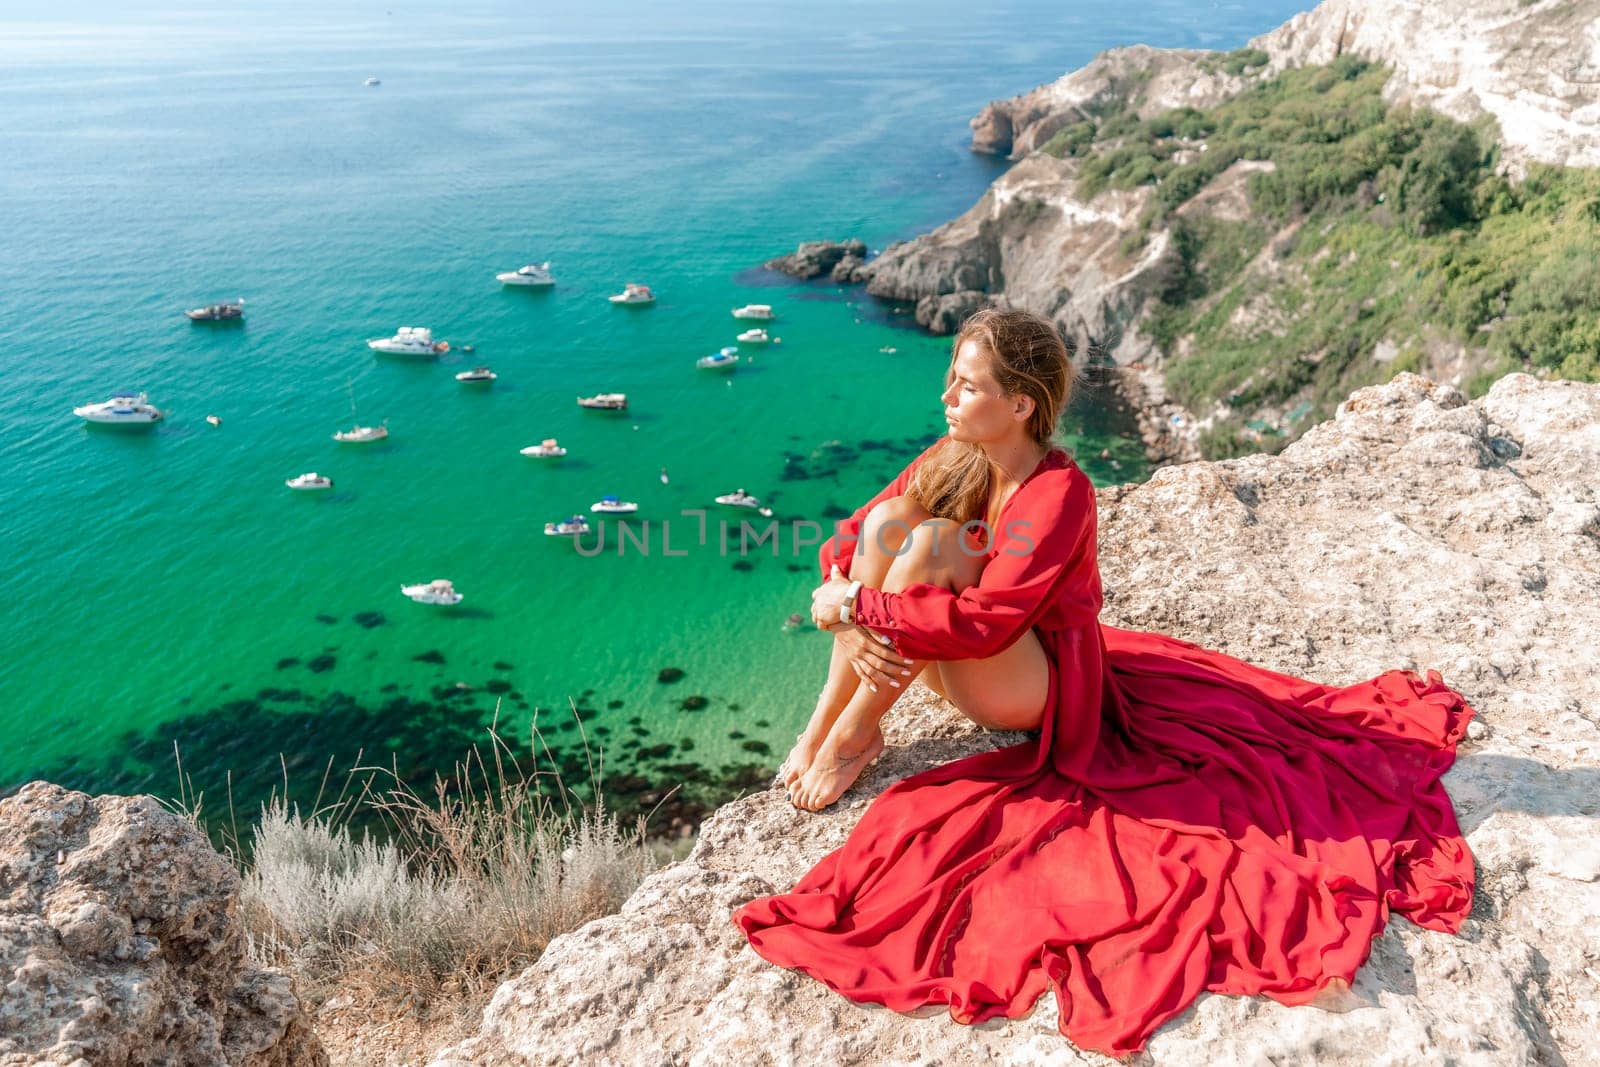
[818,439,944,580]
[850,467,1099,661]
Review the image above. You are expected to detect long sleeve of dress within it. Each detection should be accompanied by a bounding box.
[851,465,1099,661]
[817,439,943,581]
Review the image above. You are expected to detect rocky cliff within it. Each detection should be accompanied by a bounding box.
[790,0,1600,465]
[0,783,325,1067]
[429,372,1600,1066]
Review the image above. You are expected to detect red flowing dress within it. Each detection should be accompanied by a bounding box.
[733,443,1475,1056]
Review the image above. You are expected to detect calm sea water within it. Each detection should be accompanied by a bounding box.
[0,0,1310,818]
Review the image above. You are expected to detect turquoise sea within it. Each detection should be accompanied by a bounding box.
[0,1,1310,824]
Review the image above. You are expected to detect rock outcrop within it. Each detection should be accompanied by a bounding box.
[969,44,1259,160]
[0,783,325,1067]
[764,239,867,280]
[430,372,1600,1066]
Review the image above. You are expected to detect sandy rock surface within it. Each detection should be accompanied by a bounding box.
[0,782,325,1067]
[430,373,1600,1066]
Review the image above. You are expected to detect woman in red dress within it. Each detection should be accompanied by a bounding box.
[735,309,1475,1055]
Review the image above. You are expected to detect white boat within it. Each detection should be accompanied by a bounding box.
[286,472,333,491]
[496,262,555,287]
[368,326,449,358]
[520,438,567,458]
[577,392,627,410]
[715,489,765,510]
[401,578,462,605]
[608,283,655,305]
[185,299,244,322]
[333,380,387,442]
[591,495,638,514]
[732,304,774,320]
[696,347,740,371]
[73,392,164,426]
[736,328,770,344]
[363,76,381,87]
[455,366,497,383]
[205,414,221,427]
[333,422,388,443]
[545,515,591,536]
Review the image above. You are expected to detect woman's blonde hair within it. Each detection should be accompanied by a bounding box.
[906,308,1075,523]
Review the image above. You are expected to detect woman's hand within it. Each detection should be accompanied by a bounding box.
[810,568,853,630]
[835,624,913,693]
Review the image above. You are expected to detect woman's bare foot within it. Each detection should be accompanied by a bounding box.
[779,694,849,787]
[789,728,884,811]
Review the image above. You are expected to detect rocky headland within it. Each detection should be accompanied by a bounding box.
[427,371,1600,1066]
[769,0,1600,465]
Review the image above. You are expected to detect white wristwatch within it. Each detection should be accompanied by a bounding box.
[840,580,863,625]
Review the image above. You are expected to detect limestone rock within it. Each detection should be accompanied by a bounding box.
[1254,0,1600,173]
[763,239,867,280]
[431,373,1600,1066]
[0,783,325,1067]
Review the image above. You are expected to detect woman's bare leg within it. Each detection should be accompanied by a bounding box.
[790,517,977,811]
[780,497,928,786]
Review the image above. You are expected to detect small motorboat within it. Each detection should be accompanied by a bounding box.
[497,262,555,287]
[732,304,774,320]
[205,414,221,427]
[333,422,388,443]
[286,472,333,491]
[401,579,463,606]
[608,283,655,305]
[696,347,740,371]
[736,328,770,344]
[715,489,764,510]
[185,299,244,322]
[577,393,627,410]
[545,515,591,536]
[364,76,381,87]
[591,495,639,515]
[73,392,164,426]
[520,438,567,458]
[455,367,497,383]
[368,326,448,358]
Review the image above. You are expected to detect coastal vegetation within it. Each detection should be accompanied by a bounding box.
[179,716,660,1012]
[1044,54,1600,457]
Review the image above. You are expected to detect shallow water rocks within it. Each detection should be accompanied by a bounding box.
[430,374,1600,1066]
[0,782,324,1067]
[763,239,866,279]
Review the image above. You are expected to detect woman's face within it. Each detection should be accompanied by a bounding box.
[941,339,1030,444]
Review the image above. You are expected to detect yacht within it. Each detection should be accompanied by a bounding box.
[455,367,497,383]
[205,414,221,427]
[185,299,244,322]
[544,515,591,536]
[363,76,381,87]
[286,472,333,491]
[696,347,739,371]
[496,262,555,287]
[401,579,463,606]
[736,328,770,344]
[577,393,627,410]
[732,304,774,320]
[520,438,567,458]
[715,489,775,517]
[73,392,164,426]
[333,422,388,443]
[368,327,448,357]
[608,283,655,305]
[590,495,639,514]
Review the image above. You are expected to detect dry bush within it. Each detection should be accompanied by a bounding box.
[235,708,657,1001]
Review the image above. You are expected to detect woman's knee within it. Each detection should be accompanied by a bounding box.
[885,518,985,590]
[860,495,931,558]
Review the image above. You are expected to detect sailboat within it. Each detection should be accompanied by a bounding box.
[333,379,388,443]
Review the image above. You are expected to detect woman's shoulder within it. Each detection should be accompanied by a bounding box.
[1020,451,1095,507]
